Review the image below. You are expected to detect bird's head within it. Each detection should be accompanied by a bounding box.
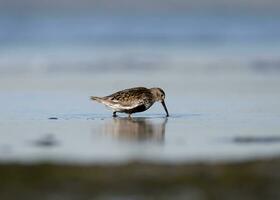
[150,87,169,117]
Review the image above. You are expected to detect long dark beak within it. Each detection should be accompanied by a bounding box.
[161,100,169,117]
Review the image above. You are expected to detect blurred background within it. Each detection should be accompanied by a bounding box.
[1,0,280,93]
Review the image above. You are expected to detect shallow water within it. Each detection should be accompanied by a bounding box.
[1,12,280,163]
[0,85,280,163]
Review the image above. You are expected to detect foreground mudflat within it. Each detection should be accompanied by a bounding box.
[1,158,280,200]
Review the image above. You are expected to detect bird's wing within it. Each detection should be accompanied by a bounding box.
[105,87,152,109]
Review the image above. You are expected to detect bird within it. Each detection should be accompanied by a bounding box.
[90,87,169,118]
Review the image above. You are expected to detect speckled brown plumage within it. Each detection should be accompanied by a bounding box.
[108,87,153,107]
[90,87,169,118]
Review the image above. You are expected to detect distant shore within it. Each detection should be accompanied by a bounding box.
[1,157,280,200]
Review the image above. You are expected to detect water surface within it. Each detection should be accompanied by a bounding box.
[0,12,280,163]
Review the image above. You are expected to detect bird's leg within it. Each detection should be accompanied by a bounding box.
[113,112,117,117]
[128,114,132,119]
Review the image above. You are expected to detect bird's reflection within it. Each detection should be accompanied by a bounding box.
[101,117,168,143]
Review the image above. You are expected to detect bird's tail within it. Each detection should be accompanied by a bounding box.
[90,96,104,103]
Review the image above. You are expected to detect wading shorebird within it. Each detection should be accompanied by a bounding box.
[90,87,169,118]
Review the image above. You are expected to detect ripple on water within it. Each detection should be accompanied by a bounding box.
[53,113,202,120]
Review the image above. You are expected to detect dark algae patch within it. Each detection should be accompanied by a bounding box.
[0,158,280,200]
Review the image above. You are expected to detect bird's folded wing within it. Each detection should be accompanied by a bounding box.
[104,87,151,110]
